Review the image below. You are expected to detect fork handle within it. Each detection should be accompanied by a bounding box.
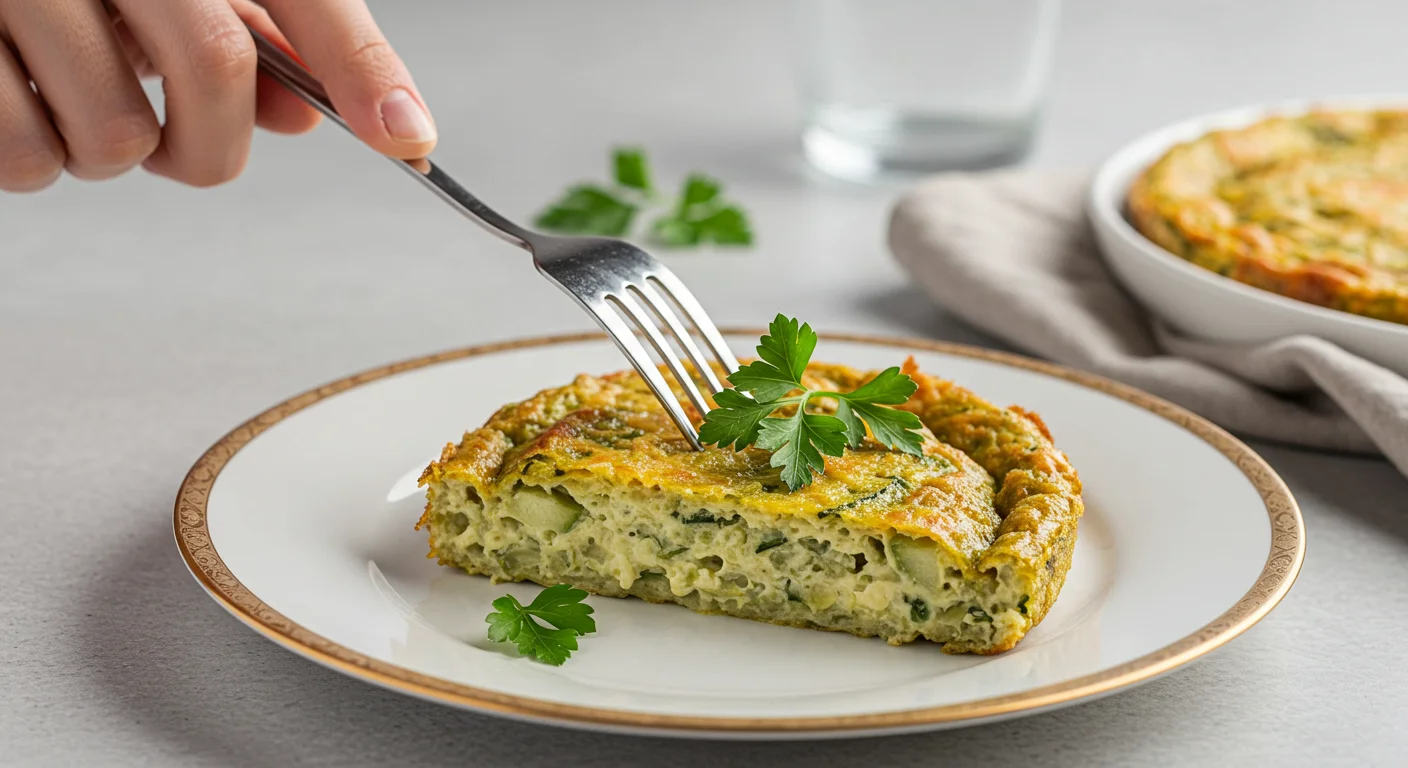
[247,28,535,250]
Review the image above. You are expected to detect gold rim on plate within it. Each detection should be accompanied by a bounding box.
[174,330,1305,734]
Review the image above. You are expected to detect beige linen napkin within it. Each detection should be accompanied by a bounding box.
[888,170,1408,477]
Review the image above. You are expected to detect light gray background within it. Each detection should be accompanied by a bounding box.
[4,1,1406,765]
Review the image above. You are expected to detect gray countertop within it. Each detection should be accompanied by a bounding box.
[4,1,1406,765]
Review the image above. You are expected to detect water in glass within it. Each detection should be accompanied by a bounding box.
[793,0,1060,181]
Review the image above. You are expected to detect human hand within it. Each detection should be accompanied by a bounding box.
[0,0,437,192]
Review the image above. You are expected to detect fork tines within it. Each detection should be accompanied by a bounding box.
[578,268,740,451]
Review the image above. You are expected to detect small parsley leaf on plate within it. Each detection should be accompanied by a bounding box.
[521,584,597,634]
[698,315,926,490]
[485,584,597,665]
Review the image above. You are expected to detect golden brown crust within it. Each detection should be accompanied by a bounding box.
[1128,109,1408,324]
[894,370,1081,649]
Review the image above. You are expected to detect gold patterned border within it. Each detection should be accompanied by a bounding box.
[174,330,1304,734]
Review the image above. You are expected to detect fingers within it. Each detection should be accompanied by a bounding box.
[114,1,318,138]
[261,0,436,159]
[0,0,160,181]
[1,0,428,191]
[229,0,320,135]
[112,17,157,78]
[0,41,65,191]
[109,0,257,187]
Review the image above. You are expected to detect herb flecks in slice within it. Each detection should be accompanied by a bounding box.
[698,315,926,490]
[755,533,787,553]
[485,584,597,666]
[906,596,930,622]
[680,511,739,526]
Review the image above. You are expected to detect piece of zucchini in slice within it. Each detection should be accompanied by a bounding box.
[508,486,583,534]
[890,535,941,589]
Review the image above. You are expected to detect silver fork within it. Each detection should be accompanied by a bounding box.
[248,29,740,449]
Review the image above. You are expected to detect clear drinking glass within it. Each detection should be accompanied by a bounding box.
[792,0,1060,181]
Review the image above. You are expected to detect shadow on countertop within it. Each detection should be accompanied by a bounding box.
[66,496,1322,768]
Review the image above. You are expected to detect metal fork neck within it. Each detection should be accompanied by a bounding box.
[247,28,535,250]
[249,24,737,451]
[397,162,535,249]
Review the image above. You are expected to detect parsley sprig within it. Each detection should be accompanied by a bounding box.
[485,584,597,666]
[699,315,926,491]
[650,174,753,246]
[534,148,753,247]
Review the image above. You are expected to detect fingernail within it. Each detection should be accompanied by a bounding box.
[380,88,436,144]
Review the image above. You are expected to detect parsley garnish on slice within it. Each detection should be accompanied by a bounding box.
[534,148,753,247]
[699,315,926,490]
[485,584,597,666]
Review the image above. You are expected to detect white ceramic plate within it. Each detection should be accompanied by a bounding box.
[176,332,1303,739]
[1088,95,1408,378]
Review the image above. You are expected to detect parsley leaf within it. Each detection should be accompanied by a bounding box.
[833,366,924,453]
[698,315,926,490]
[756,410,849,491]
[533,185,636,236]
[613,147,652,191]
[680,174,721,206]
[757,314,816,381]
[727,360,801,402]
[650,173,753,247]
[650,216,699,247]
[696,388,774,450]
[535,148,754,246]
[842,397,925,454]
[833,399,868,447]
[485,584,597,665]
[841,364,919,405]
[694,206,752,244]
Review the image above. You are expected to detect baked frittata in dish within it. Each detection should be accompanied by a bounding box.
[1128,108,1408,324]
[418,361,1083,654]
